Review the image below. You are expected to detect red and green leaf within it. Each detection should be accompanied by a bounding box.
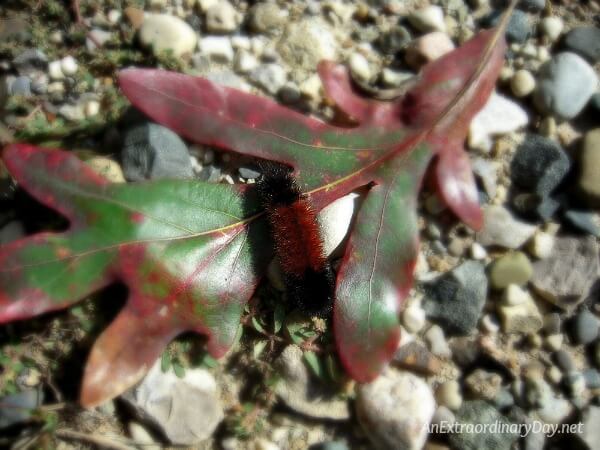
[0,144,271,406]
[0,3,514,404]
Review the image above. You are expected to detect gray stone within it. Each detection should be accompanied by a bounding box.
[464,369,503,401]
[518,0,545,12]
[449,400,518,450]
[583,369,600,389]
[423,261,488,335]
[238,167,260,179]
[577,406,600,450]
[12,48,47,75]
[275,346,349,420]
[534,52,598,120]
[531,236,599,310]
[554,349,576,373]
[564,210,600,238]
[476,205,536,249]
[563,26,600,63]
[0,221,25,244]
[376,26,411,54]
[572,310,600,345]
[0,389,43,429]
[356,369,435,450]
[485,9,532,43]
[122,123,193,181]
[511,134,570,198]
[9,76,31,97]
[122,361,223,445]
[250,64,286,95]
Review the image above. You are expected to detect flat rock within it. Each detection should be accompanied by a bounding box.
[356,369,435,450]
[449,400,518,450]
[122,362,223,445]
[139,13,197,58]
[476,205,536,249]
[405,31,455,68]
[531,236,600,310]
[408,5,446,33]
[248,2,287,34]
[534,52,598,120]
[423,261,487,335]
[498,288,542,333]
[122,122,193,181]
[274,346,350,420]
[277,19,337,71]
[563,26,600,63]
[468,92,528,152]
[485,9,532,43]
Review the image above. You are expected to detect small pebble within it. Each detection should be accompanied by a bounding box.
[435,380,463,411]
[405,32,455,68]
[572,310,600,345]
[60,55,78,76]
[200,36,234,62]
[250,64,287,95]
[554,350,576,373]
[348,53,372,83]
[539,17,563,43]
[424,324,452,358]
[408,5,446,33]
[470,242,487,260]
[510,69,535,98]
[139,13,198,58]
[48,60,64,80]
[490,252,533,289]
[545,334,563,351]
[402,303,426,333]
[205,0,239,33]
[563,26,600,63]
[528,231,554,259]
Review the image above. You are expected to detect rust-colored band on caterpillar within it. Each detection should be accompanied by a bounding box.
[256,164,334,316]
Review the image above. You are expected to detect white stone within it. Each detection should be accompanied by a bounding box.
[468,92,529,152]
[408,5,446,33]
[60,55,78,75]
[48,60,64,80]
[402,303,426,333]
[476,205,537,249]
[58,103,85,121]
[318,192,361,258]
[125,361,223,445]
[84,100,100,118]
[539,17,564,43]
[231,35,250,50]
[197,0,219,12]
[470,242,488,260]
[528,231,554,259]
[424,324,451,358]
[503,284,530,306]
[435,380,463,411]
[205,1,239,33]
[299,74,322,101]
[250,64,287,94]
[356,370,435,450]
[234,50,258,74]
[405,31,455,68]
[107,9,121,25]
[545,333,563,351]
[348,53,372,83]
[46,81,64,94]
[139,13,198,58]
[199,36,234,62]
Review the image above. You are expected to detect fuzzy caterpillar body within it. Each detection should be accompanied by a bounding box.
[256,165,335,316]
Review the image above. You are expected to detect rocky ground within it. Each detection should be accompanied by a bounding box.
[1,0,600,449]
